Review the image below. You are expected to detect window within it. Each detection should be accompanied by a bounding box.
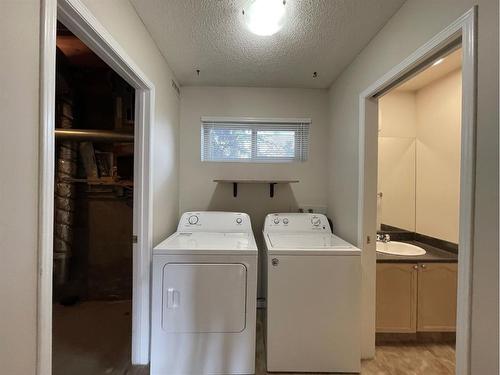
[201,118,310,162]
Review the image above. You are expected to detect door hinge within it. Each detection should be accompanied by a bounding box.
[367,235,371,244]
[132,235,138,244]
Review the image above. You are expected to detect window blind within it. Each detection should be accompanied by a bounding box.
[201,119,310,162]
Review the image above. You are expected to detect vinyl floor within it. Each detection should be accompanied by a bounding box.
[53,302,455,375]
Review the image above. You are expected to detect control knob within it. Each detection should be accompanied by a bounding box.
[188,215,199,225]
[236,217,243,224]
[283,218,289,225]
[311,216,321,226]
[273,218,280,224]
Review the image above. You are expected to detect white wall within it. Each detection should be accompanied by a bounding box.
[1,1,497,373]
[328,0,498,372]
[378,92,417,231]
[179,86,329,295]
[0,0,180,372]
[80,0,180,246]
[415,69,462,243]
[0,1,40,373]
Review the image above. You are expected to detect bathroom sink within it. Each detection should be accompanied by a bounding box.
[376,241,426,256]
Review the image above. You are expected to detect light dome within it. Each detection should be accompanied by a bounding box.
[244,0,286,36]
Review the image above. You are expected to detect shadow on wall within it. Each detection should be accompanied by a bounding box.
[208,182,299,240]
[207,182,299,297]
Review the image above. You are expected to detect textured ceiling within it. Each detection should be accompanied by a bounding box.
[130,0,406,88]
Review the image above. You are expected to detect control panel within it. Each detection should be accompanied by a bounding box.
[177,211,252,233]
[264,213,331,233]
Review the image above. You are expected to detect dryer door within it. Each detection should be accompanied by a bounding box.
[162,263,247,333]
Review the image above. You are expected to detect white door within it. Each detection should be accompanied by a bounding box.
[162,263,247,333]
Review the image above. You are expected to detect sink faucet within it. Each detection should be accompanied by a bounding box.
[376,234,391,243]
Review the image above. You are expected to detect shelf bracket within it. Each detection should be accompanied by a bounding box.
[270,183,276,198]
[213,179,298,198]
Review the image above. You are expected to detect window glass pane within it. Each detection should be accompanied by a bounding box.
[209,128,252,159]
[201,120,309,162]
[256,130,295,158]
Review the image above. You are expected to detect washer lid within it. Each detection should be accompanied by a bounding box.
[154,232,257,255]
[265,233,361,255]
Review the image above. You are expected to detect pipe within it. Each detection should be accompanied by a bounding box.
[55,128,134,142]
[54,98,77,287]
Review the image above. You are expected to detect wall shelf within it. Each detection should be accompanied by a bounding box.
[213,179,299,198]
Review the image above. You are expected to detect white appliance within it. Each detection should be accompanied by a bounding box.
[263,213,361,373]
[151,212,258,375]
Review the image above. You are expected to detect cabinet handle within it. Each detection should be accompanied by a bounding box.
[421,264,426,269]
[413,265,418,270]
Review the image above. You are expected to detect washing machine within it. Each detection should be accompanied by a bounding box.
[263,213,361,373]
[151,211,258,375]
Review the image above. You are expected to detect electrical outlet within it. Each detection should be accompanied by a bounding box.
[298,205,327,215]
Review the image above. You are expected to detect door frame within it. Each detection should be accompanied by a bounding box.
[357,7,476,374]
[38,0,155,373]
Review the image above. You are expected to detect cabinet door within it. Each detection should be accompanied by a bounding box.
[376,263,418,333]
[417,263,457,332]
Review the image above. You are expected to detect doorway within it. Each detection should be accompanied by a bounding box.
[357,8,476,375]
[52,21,139,374]
[39,1,155,373]
[371,47,462,374]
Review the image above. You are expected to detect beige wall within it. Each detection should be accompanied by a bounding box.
[0,0,180,372]
[379,91,417,138]
[415,69,462,243]
[179,86,329,295]
[378,70,462,243]
[328,0,498,371]
[378,92,417,231]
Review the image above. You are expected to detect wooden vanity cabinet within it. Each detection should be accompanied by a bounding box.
[376,263,418,333]
[376,262,457,333]
[417,263,458,332]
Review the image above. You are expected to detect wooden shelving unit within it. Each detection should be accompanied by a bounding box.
[213,179,299,198]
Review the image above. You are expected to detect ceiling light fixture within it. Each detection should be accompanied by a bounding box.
[432,58,444,66]
[244,0,286,36]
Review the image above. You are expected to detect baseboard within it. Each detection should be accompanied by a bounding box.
[376,332,456,345]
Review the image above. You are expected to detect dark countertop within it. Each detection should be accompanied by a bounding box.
[376,240,458,263]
